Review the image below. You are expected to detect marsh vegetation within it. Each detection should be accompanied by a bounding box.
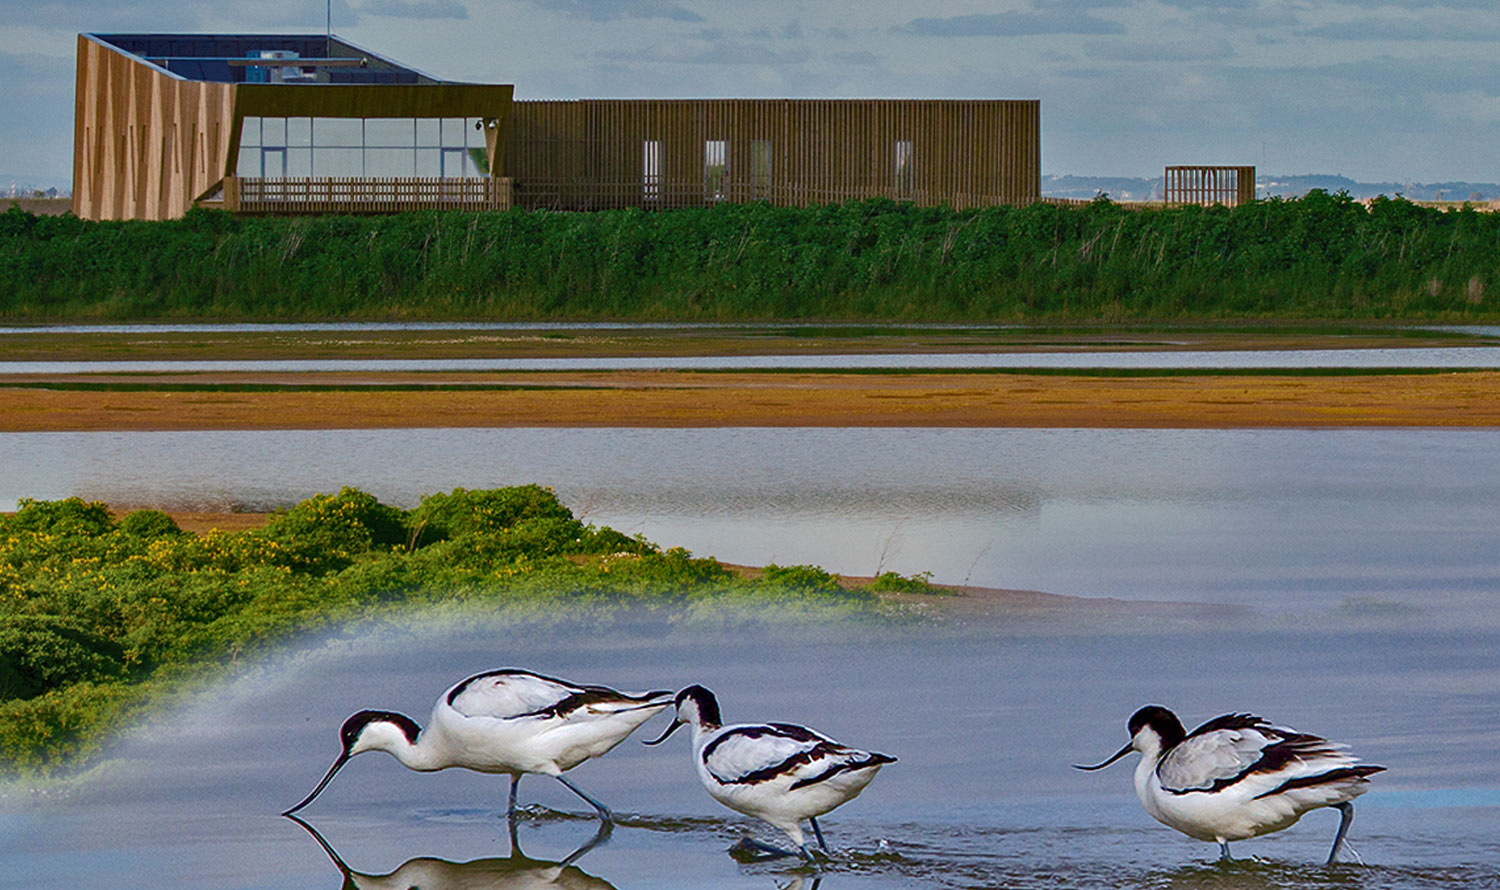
[3,192,1498,321]
[0,486,888,772]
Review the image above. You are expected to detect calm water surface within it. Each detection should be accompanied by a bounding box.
[3,428,1499,620]
[8,347,1500,372]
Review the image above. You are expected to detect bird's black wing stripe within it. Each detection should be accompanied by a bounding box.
[701,724,823,764]
[516,687,670,719]
[1185,713,1265,739]
[789,753,896,790]
[447,669,667,711]
[1162,732,1343,795]
[447,669,567,707]
[1251,765,1387,800]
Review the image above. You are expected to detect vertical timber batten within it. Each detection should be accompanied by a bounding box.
[503,98,1040,210]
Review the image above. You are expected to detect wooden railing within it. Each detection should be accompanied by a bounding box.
[223,177,511,214]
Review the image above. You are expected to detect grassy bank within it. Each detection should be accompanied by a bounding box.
[0,487,896,774]
[3,192,1498,321]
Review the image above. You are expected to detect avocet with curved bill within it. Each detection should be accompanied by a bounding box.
[644,685,895,860]
[1075,705,1385,863]
[282,669,672,822]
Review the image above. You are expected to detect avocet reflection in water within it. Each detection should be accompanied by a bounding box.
[4,616,1496,890]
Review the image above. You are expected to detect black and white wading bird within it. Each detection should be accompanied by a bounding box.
[282,669,673,822]
[1075,705,1385,863]
[644,685,895,860]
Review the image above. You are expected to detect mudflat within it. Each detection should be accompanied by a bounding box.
[4,369,1500,430]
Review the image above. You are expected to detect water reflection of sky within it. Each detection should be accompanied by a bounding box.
[9,347,1500,372]
[3,427,1497,620]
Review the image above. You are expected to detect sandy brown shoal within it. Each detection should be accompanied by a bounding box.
[3,370,1500,430]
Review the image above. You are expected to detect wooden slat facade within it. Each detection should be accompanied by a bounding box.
[504,99,1041,210]
[73,34,235,222]
[1164,165,1256,207]
[73,34,513,221]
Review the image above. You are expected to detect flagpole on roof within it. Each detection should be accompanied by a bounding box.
[326,0,332,56]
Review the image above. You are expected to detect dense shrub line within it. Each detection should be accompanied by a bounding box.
[2,192,1497,320]
[0,487,874,772]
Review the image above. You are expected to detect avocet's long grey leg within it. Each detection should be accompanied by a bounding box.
[507,774,520,820]
[555,774,613,823]
[809,816,828,852]
[1327,802,1354,865]
[1218,840,1232,861]
[736,837,802,858]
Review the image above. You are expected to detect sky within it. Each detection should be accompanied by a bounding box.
[1,0,1498,190]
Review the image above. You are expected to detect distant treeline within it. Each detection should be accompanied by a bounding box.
[2,191,1498,320]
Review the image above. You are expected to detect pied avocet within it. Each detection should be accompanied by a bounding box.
[1075,705,1385,863]
[644,684,895,859]
[283,669,672,822]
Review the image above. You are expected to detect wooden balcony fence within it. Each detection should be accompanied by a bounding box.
[1164,166,1255,207]
[221,176,512,214]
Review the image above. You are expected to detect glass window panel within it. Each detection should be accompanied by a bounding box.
[364,118,415,148]
[643,139,661,201]
[312,147,362,177]
[440,118,466,148]
[236,146,260,176]
[365,147,415,177]
[260,147,286,177]
[416,148,442,177]
[287,117,312,147]
[261,118,286,147]
[416,118,440,147]
[704,139,726,201]
[466,118,484,148]
[287,147,312,177]
[314,118,363,148]
[239,117,261,148]
[894,139,914,198]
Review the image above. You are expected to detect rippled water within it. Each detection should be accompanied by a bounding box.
[6,617,1496,890]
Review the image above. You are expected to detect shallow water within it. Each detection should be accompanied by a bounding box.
[4,428,1500,621]
[5,617,1497,890]
[8,346,1500,372]
[4,426,1497,887]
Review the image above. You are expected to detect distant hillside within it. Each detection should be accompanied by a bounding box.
[1044,173,1500,203]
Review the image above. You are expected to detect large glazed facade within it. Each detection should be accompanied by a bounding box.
[74,34,1041,219]
[73,34,513,221]
[506,99,1040,210]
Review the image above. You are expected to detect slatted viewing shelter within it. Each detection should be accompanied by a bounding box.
[505,99,1041,210]
[1164,165,1256,207]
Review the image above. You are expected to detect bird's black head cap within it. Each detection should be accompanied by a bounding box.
[340,709,420,751]
[1128,705,1185,749]
[676,685,722,728]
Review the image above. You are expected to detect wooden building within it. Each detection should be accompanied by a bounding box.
[74,34,1040,219]
[505,99,1040,210]
[72,33,513,221]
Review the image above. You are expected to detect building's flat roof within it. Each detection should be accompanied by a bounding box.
[88,33,444,85]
